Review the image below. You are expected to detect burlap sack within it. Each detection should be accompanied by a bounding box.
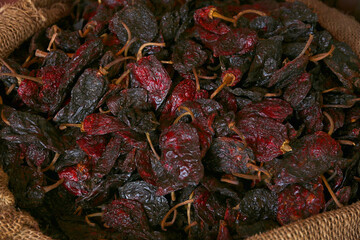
[0,0,359,239]
[0,0,71,59]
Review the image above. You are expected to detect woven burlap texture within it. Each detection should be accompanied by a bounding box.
[0,168,52,240]
[286,0,360,59]
[0,0,71,59]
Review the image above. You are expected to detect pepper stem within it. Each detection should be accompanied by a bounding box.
[1,109,10,126]
[145,132,160,161]
[59,123,84,131]
[173,106,195,125]
[100,56,136,75]
[161,199,194,231]
[221,175,239,185]
[35,49,74,58]
[310,45,335,62]
[43,178,64,193]
[41,153,60,172]
[264,89,282,97]
[232,172,261,180]
[0,72,43,85]
[198,73,217,80]
[233,9,267,26]
[322,87,349,94]
[297,34,314,59]
[47,25,61,51]
[6,83,16,95]
[137,42,166,61]
[338,140,356,146]
[209,8,236,24]
[323,111,334,136]
[193,68,200,92]
[210,73,235,99]
[161,60,174,64]
[321,174,343,208]
[85,212,103,227]
[79,25,94,38]
[171,192,176,201]
[246,163,271,179]
[280,139,292,153]
[184,221,197,232]
[114,69,131,85]
[116,21,132,56]
[0,57,22,85]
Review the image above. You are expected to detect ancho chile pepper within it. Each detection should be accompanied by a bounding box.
[1,0,360,239]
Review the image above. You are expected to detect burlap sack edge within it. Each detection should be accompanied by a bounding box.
[0,0,72,59]
[1,0,360,239]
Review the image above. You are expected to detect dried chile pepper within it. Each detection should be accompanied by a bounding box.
[54,69,108,123]
[128,55,171,110]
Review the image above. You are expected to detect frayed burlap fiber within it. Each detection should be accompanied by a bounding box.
[0,0,71,59]
[0,168,52,240]
[1,0,360,239]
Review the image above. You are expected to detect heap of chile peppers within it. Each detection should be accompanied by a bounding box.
[1,0,360,239]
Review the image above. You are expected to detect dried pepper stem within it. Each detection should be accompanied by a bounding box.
[35,49,74,58]
[161,60,174,64]
[208,8,236,24]
[116,21,132,56]
[198,73,217,80]
[100,56,136,75]
[85,212,103,227]
[6,84,16,95]
[47,25,61,51]
[232,172,260,180]
[173,106,195,125]
[228,122,247,146]
[233,9,267,26]
[264,89,282,97]
[74,206,82,216]
[114,69,131,85]
[184,221,197,232]
[187,191,195,227]
[193,68,200,91]
[320,174,343,208]
[280,139,292,153]
[41,153,60,172]
[161,199,194,231]
[43,178,64,193]
[79,24,94,38]
[1,109,10,126]
[210,73,236,99]
[145,132,160,161]
[322,87,349,94]
[99,107,111,114]
[323,111,335,136]
[297,34,314,59]
[338,140,356,146]
[310,45,335,62]
[0,72,43,85]
[59,123,84,131]
[124,37,137,57]
[171,192,176,202]
[137,42,166,61]
[246,163,271,179]
[0,57,22,85]
[221,176,239,185]
[323,98,360,108]
[163,209,177,227]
